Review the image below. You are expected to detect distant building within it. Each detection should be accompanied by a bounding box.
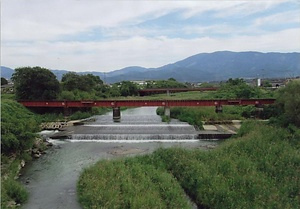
[257,78,261,87]
[131,80,148,85]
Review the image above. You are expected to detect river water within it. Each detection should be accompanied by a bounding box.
[20,107,218,209]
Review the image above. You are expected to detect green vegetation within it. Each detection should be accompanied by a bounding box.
[273,80,300,127]
[111,81,139,97]
[12,66,60,100]
[77,122,300,208]
[157,106,249,129]
[1,99,40,155]
[68,107,110,120]
[78,159,192,209]
[145,78,188,89]
[155,122,299,208]
[59,72,109,100]
[216,78,272,99]
[1,99,41,208]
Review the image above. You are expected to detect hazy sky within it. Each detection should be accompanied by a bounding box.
[1,0,300,72]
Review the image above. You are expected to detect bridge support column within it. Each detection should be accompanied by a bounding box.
[164,106,170,117]
[215,105,223,113]
[166,89,170,96]
[113,107,121,122]
[63,107,71,116]
[255,105,264,118]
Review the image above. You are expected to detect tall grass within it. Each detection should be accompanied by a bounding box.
[77,159,192,209]
[151,122,300,208]
[77,122,300,208]
[157,106,246,129]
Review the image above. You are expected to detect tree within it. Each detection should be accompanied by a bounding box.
[217,78,260,99]
[117,81,139,96]
[12,66,60,100]
[61,72,80,91]
[276,80,300,127]
[1,77,8,85]
[145,79,187,89]
[61,72,104,92]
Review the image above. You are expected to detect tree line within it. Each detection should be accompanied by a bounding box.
[11,66,188,100]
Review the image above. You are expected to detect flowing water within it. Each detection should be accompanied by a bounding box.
[20,107,218,209]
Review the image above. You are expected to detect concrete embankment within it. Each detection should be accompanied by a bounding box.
[198,120,242,139]
[40,118,95,130]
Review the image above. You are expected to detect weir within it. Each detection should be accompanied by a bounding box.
[61,107,202,142]
[70,133,198,140]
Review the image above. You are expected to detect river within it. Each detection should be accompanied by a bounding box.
[20,107,218,209]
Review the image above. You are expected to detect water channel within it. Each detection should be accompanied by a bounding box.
[20,107,219,209]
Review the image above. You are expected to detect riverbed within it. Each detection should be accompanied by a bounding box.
[20,107,218,209]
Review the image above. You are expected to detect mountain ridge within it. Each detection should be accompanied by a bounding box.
[1,51,299,83]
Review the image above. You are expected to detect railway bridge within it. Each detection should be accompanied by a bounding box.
[19,99,275,122]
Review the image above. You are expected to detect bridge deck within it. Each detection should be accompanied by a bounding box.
[19,99,275,108]
[138,88,218,96]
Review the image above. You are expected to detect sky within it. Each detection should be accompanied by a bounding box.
[1,0,300,72]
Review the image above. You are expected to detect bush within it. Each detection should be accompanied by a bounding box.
[275,80,300,127]
[1,99,40,154]
[77,159,191,208]
[3,177,28,204]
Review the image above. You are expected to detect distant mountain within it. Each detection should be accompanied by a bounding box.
[0,66,14,79]
[104,51,300,83]
[2,51,300,83]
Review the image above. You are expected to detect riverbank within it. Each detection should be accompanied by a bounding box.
[77,121,300,208]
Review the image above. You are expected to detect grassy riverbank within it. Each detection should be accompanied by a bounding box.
[156,106,253,129]
[77,121,300,208]
[1,98,40,208]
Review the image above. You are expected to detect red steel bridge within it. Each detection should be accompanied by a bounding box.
[19,99,275,108]
[19,99,275,121]
[138,87,219,96]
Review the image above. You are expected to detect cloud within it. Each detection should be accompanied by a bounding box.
[254,10,300,27]
[3,27,299,72]
[2,0,290,42]
[1,0,299,72]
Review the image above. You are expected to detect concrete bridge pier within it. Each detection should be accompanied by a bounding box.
[164,106,171,117]
[166,89,170,96]
[64,107,71,116]
[255,104,264,118]
[215,105,223,113]
[113,107,121,122]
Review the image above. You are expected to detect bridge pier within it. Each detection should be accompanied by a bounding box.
[63,107,72,116]
[164,106,170,117]
[255,104,264,118]
[113,107,121,122]
[215,105,223,113]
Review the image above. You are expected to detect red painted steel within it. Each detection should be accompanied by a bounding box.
[19,99,275,108]
[139,88,218,92]
[138,88,218,96]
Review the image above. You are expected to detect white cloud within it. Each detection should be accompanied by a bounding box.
[2,27,299,72]
[254,10,300,27]
[1,0,299,72]
[2,0,291,41]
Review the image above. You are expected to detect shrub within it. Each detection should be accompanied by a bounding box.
[3,177,28,204]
